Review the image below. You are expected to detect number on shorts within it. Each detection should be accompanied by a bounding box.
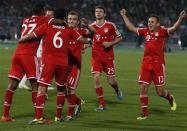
[107,68,114,75]
[158,76,164,84]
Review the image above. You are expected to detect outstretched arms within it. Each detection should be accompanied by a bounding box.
[168,10,186,34]
[120,9,138,33]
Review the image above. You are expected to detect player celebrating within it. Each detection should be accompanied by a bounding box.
[1,3,55,122]
[19,8,92,124]
[120,8,186,120]
[18,7,55,91]
[36,6,55,91]
[89,5,123,111]
[66,11,90,121]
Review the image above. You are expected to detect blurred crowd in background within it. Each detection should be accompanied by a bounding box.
[0,0,187,49]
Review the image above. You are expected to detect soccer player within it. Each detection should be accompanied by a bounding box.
[0,3,55,122]
[18,7,55,91]
[37,6,55,91]
[1,3,65,122]
[89,5,123,111]
[19,8,91,124]
[120,8,186,120]
[66,10,90,121]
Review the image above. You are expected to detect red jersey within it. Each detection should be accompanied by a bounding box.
[15,15,53,55]
[68,28,89,68]
[33,24,81,66]
[90,20,121,60]
[137,26,169,64]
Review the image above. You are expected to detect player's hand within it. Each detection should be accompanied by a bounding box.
[179,10,186,19]
[120,9,127,16]
[102,41,112,48]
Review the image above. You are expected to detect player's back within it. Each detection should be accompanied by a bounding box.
[37,24,80,66]
[15,15,51,55]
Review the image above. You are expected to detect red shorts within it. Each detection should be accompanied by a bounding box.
[9,54,37,80]
[67,65,81,89]
[138,62,165,86]
[91,57,115,76]
[38,57,68,87]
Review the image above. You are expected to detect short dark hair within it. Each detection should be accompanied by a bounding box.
[148,14,160,23]
[44,6,53,12]
[68,10,80,19]
[95,5,106,13]
[32,3,44,15]
[54,8,67,19]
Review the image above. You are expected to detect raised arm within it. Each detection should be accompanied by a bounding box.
[120,9,138,33]
[168,10,186,34]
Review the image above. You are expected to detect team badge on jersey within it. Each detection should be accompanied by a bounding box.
[95,34,101,41]
[104,28,108,33]
[145,35,151,41]
[155,32,159,37]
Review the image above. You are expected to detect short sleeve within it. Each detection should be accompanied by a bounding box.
[137,28,147,36]
[160,26,169,37]
[33,24,47,38]
[111,23,121,37]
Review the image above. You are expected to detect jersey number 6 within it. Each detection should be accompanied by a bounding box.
[53,31,63,48]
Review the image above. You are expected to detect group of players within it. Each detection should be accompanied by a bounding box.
[1,2,186,124]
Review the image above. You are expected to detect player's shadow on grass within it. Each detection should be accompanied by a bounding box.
[149,108,166,116]
[89,99,122,105]
[105,99,123,105]
[14,112,34,119]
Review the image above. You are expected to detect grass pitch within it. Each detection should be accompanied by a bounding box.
[0,43,187,131]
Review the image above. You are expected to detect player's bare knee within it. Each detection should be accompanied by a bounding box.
[8,79,19,91]
[139,83,149,95]
[29,79,38,91]
[37,85,48,95]
[94,74,101,86]
[156,89,165,97]
[107,76,116,85]
[155,86,165,97]
[68,88,75,95]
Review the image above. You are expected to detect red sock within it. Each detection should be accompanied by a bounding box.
[76,96,81,105]
[3,89,14,117]
[140,95,149,116]
[95,86,105,107]
[67,94,77,117]
[35,94,46,119]
[163,91,173,106]
[55,92,65,118]
[32,91,37,118]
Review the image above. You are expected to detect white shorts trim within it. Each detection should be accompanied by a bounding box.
[8,75,21,81]
[138,80,150,85]
[38,80,51,86]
